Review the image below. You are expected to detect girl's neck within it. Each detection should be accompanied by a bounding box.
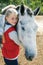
[5,20,12,25]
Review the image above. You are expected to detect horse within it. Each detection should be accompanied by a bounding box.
[16,4,40,61]
[1,4,40,61]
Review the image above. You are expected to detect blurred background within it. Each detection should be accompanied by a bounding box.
[0,0,43,15]
[0,0,43,65]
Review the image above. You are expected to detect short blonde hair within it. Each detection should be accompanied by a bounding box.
[5,8,19,22]
[5,8,18,17]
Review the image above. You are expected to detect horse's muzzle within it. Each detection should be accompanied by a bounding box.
[25,49,37,61]
[25,54,34,61]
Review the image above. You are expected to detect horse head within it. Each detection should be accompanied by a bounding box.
[16,4,40,61]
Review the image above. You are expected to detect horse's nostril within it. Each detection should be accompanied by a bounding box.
[26,56,33,61]
[26,56,34,61]
[25,51,35,61]
[29,56,33,61]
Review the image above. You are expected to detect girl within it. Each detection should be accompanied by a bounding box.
[2,8,20,65]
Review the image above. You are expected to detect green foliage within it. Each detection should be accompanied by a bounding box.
[0,0,43,15]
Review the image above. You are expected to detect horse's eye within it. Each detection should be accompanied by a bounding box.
[20,21,24,25]
[22,27,25,31]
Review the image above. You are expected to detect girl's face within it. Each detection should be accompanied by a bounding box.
[6,13,18,26]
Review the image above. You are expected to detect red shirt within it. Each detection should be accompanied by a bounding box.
[2,26,20,59]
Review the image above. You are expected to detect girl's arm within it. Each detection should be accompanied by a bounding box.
[9,30,21,45]
[2,34,5,43]
[9,22,24,46]
[0,34,5,48]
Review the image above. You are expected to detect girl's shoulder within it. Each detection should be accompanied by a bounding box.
[4,25,12,32]
[4,24,16,33]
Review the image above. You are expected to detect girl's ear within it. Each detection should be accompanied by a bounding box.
[33,7,40,16]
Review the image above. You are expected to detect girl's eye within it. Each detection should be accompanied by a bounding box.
[12,18,14,20]
[11,17,17,20]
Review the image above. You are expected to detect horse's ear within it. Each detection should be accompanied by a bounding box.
[16,2,24,11]
[16,5,20,11]
[1,5,10,14]
[1,8,8,14]
[1,5,16,14]
[33,7,40,16]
